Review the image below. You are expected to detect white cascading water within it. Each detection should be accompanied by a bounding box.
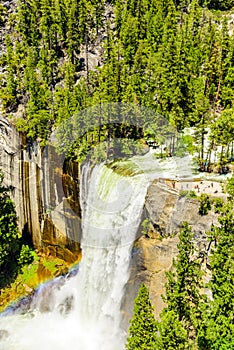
[0,162,149,350]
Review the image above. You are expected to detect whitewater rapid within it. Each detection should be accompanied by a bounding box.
[0,163,149,350]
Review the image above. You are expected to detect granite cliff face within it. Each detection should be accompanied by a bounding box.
[0,117,81,262]
[145,181,218,238]
[122,181,218,324]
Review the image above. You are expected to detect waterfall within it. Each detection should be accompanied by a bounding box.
[0,162,149,350]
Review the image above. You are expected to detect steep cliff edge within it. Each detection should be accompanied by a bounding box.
[122,181,218,325]
[145,181,218,238]
[0,117,81,263]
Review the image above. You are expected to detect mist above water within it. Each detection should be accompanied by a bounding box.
[0,163,149,350]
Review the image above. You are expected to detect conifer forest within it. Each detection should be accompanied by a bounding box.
[0,0,234,349]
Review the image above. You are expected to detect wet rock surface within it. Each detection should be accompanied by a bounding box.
[0,117,81,262]
[0,329,9,340]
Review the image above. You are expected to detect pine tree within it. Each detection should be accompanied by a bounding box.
[156,310,189,350]
[210,108,234,165]
[126,283,158,350]
[221,27,234,109]
[158,223,205,349]
[0,173,21,287]
[198,205,234,349]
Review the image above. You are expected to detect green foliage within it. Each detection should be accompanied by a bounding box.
[158,223,205,349]
[18,245,35,267]
[127,215,234,349]
[225,173,234,200]
[0,254,69,312]
[141,218,150,237]
[213,197,225,213]
[157,310,189,350]
[0,3,6,24]
[199,193,212,215]
[176,134,196,156]
[198,205,234,349]
[126,283,158,350]
[0,174,21,285]
[0,0,105,139]
[1,0,234,162]
[0,172,34,288]
[206,0,234,10]
[210,109,234,149]
[179,190,197,198]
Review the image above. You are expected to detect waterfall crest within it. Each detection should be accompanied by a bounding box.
[0,162,149,350]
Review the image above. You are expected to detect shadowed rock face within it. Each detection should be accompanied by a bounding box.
[0,117,81,262]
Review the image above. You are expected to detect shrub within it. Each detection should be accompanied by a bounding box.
[141,218,150,238]
[199,194,212,215]
[213,197,225,213]
[18,245,35,267]
[179,190,197,199]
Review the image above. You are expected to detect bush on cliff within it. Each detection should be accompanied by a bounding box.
[199,193,212,215]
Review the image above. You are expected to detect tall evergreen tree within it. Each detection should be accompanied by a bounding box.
[0,173,21,287]
[198,205,234,350]
[126,283,158,350]
[158,223,205,349]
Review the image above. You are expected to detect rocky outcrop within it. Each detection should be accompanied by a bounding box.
[0,117,81,262]
[122,181,218,325]
[145,181,219,238]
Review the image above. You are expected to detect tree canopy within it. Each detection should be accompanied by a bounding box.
[1,0,234,167]
[126,283,158,350]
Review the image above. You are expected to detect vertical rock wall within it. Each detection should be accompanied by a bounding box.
[0,117,81,262]
[122,181,219,324]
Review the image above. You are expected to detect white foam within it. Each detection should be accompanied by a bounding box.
[0,163,149,350]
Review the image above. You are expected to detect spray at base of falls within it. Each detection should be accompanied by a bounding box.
[0,163,149,350]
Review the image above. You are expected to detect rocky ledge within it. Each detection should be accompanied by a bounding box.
[122,180,218,325]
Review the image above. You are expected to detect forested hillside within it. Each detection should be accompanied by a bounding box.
[1,0,234,168]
